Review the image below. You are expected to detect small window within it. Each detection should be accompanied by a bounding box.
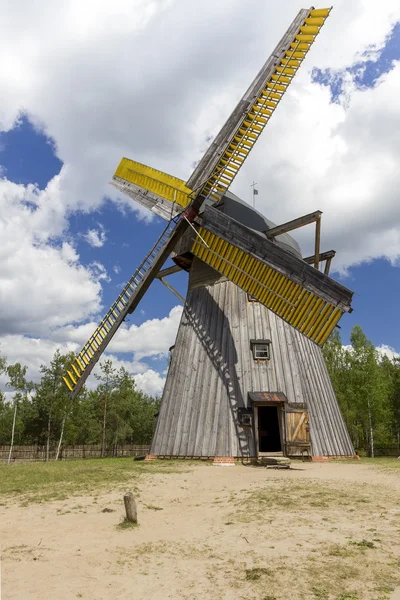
[238,408,253,427]
[250,339,271,361]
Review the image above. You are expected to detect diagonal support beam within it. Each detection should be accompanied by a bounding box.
[156,264,182,278]
[266,211,322,239]
[159,278,185,304]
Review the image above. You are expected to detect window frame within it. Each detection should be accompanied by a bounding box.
[250,339,271,361]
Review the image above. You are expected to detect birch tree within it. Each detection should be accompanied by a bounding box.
[95,360,118,457]
[6,363,31,464]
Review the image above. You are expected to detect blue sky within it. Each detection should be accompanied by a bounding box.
[1,1,400,393]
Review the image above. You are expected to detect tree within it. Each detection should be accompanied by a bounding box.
[94,360,118,457]
[6,363,32,464]
[34,350,74,461]
[324,326,393,456]
[347,326,391,457]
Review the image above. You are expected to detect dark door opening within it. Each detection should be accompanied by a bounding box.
[258,405,282,453]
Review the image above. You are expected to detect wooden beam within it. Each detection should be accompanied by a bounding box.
[159,278,185,304]
[314,216,321,270]
[186,8,310,191]
[156,264,182,278]
[324,257,333,276]
[266,211,322,239]
[303,250,336,265]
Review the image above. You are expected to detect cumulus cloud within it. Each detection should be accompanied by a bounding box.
[0,177,102,337]
[82,224,107,247]
[108,306,183,358]
[53,305,183,359]
[0,305,183,396]
[376,344,400,361]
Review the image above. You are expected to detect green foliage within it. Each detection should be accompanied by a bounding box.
[323,325,400,455]
[0,349,159,450]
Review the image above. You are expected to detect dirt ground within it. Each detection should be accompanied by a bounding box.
[1,460,400,600]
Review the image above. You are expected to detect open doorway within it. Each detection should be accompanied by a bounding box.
[257,405,282,453]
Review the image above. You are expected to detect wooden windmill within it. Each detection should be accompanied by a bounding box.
[63,7,356,461]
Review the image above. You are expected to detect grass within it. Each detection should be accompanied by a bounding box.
[245,567,272,581]
[230,479,377,522]
[0,457,188,504]
[116,517,139,530]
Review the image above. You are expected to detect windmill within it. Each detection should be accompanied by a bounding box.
[63,7,356,462]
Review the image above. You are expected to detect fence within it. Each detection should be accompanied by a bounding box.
[0,444,151,463]
[373,447,400,457]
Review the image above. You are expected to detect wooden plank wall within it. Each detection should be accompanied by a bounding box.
[151,275,355,458]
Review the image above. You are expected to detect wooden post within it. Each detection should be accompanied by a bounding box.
[314,216,321,271]
[123,492,137,523]
[324,256,332,276]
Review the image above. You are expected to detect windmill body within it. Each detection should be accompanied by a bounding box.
[151,193,355,459]
[63,8,356,460]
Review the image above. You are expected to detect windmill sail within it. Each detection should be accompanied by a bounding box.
[192,206,353,345]
[111,158,192,220]
[187,8,331,203]
[62,217,184,398]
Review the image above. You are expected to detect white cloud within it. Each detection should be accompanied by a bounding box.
[0,304,182,397]
[107,305,183,359]
[53,305,183,359]
[0,177,102,337]
[376,344,400,361]
[82,223,107,247]
[88,261,110,283]
[133,370,165,397]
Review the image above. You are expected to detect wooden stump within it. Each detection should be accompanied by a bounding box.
[123,492,138,523]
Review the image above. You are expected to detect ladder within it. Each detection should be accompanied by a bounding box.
[63,217,181,399]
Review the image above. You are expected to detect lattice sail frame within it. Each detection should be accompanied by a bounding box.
[191,228,344,346]
[63,7,341,396]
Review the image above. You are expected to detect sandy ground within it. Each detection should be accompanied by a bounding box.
[1,461,400,600]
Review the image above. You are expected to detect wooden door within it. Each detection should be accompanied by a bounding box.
[285,404,310,457]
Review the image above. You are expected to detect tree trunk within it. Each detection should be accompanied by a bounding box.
[101,393,108,458]
[55,413,67,461]
[46,405,53,462]
[367,398,374,458]
[8,401,18,465]
[114,428,119,457]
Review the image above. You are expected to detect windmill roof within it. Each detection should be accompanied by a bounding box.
[211,191,303,259]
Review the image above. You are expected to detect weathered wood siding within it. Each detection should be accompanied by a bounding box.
[150,277,354,458]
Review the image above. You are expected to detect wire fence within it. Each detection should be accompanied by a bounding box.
[0,444,150,463]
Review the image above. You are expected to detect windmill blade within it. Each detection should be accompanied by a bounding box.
[191,206,353,346]
[111,157,193,220]
[62,216,189,398]
[186,7,331,204]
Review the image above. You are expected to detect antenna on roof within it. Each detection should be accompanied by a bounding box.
[250,181,258,208]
